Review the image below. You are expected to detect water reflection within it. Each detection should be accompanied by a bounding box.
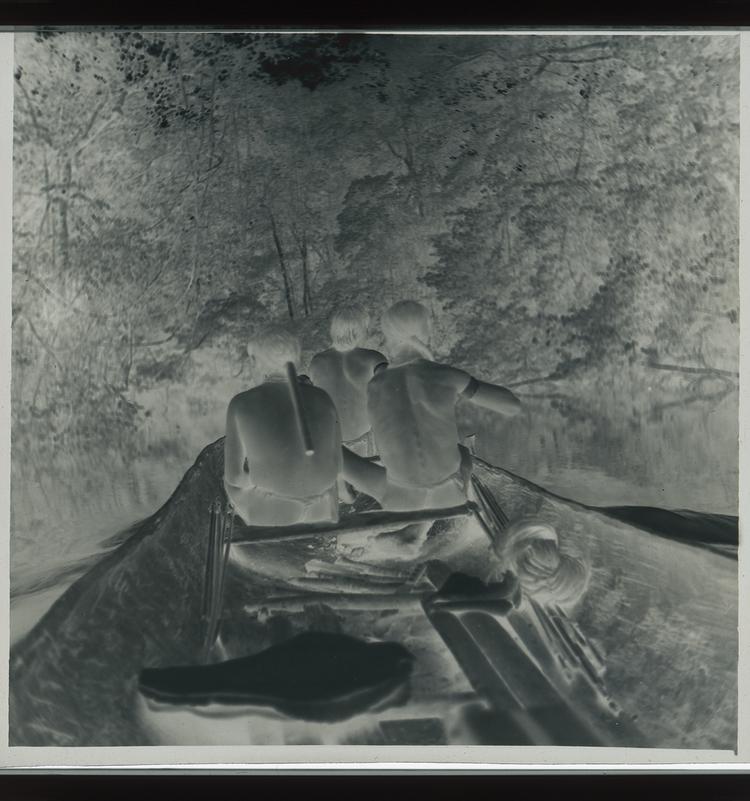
[10,379,739,645]
[464,384,738,514]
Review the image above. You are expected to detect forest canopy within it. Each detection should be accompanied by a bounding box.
[11,32,740,448]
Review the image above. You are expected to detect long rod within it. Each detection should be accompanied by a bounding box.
[204,500,225,657]
[474,476,510,527]
[285,361,314,456]
[233,504,474,544]
[213,508,234,630]
[202,502,217,618]
[242,591,430,614]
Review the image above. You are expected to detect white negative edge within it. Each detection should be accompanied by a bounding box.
[0,27,746,771]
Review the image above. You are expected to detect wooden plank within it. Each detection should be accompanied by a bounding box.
[426,606,611,746]
[459,611,562,709]
[232,504,474,545]
[426,609,525,712]
[242,592,431,614]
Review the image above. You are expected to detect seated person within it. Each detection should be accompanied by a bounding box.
[309,305,387,456]
[224,328,343,527]
[340,300,522,556]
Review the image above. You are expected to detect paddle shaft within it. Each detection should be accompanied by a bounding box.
[232,503,474,544]
[286,361,314,456]
[242,592,430,614]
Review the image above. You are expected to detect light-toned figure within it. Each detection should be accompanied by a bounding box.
[492,519,590,608]
[224,329,343,527]
[340,300,522,557]
[310,306,387,456]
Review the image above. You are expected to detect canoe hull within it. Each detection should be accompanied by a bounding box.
[8,440,738,749]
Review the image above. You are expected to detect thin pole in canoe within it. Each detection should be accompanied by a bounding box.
[286,361,315,456]
[203,499,234,662]
[470,474,510,545]
[211,504,235,644]
[202,501,218,619]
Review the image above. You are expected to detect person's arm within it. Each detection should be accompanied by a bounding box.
[308,354,321,386]
[224,401,251,489]
[334,416,357,503]
[442,364,521,417]
[371,350,388,375]
[460,373,522,417]
[334,416,344,474]
[342,446,388,503]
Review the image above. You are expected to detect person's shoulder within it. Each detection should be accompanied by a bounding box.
[229,386,255,400]
[310,348,335,364]
[355,348,387,372]
[421,359,471,387]
[304,383,336,404]
[367,362,392,387]
[227,387,258,411]
[358,347,386,361]
[309,350,335,380]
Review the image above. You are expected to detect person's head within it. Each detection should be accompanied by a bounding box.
[495,519,589,608]
[382,300,433,360]
[330,305,370,350]
[247,328,301,380]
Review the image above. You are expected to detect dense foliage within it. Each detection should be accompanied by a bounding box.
[12,32,739,448]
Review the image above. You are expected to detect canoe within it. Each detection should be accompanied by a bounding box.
[8,438,737,748]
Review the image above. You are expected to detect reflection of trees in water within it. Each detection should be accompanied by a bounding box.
[649,374,735,418]
[11,354,738,591]
[461,365,738,513]
[10,443,196,583]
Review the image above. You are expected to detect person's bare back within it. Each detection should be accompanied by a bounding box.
[343,300,521,515]
[367,358,470,487]
[224,329,343,527]
[310,347,386,442]
[226,382,341,499]
[310,306,386,446]
[338,300,521,560]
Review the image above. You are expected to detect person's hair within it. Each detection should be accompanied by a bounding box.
[382,300,433,359]
[330,305,370,350]
[247,328,301,378]
[495,519,589,608]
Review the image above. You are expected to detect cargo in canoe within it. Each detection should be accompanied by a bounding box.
[8,438,737,749]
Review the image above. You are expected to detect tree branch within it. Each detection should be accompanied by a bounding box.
[382,135,408,166]
[549,56,616,64]
[440,40,612,74]
[132,333,176,348]
[647,360,738,379]
[507,371,567,389]
[573,83,591,180]
[74,91,133,157]
[78,95,109,144]
[20,315,65,372]
[15,79,57,147]
[514,392,574,402]
[536,40,614,56]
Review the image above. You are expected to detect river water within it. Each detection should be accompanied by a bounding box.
[10,375,739,645]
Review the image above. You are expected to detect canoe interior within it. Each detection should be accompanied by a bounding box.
[8,439,737,749]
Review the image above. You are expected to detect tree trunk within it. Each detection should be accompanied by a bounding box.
[268,211,296,319]
[122,318,134,390]
[58,158,72,277]
[383,132,425,218]
[300,232,312,316]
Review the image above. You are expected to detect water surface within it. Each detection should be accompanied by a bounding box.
[10,380,738,644]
